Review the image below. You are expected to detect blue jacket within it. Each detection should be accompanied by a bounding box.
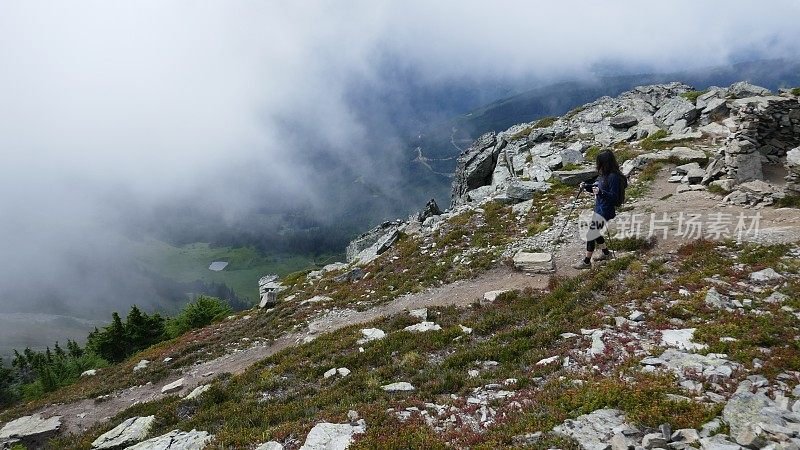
[584,172,623,221]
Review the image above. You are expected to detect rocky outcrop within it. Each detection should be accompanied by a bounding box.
[0,414,61,449]
[91,416,155,449]
[448,80,799,209]
[722,380,800,448]
[451,132,501,206]
[416,198,442,222]
[345,220,403,264]
[258,274,284,308]
[125,429,213,450]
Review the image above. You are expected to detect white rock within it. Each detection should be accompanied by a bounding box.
[161,378,185,394]
[705,287,730,309]
[404,322,441,333]
[301,295,332,305]
[512,252,554,273]
[324,368,337,379]
[337,368,351,377]
[91,416,155,449]
[0,414,62,445]
[660,329,708,351]
[750,268,783,283]
[536,356,560,366]
[628,311,645,322]
[184,384,211,400]
[459,324,473,334]
[382,382,415,392]
[133,359,150,372]
[357,328,385,344]
[81,369,97,377]
[765,291,788,303]
[409,308,428,320]
[126,429,213,450]
[163,357,173,363]
[483,290,511,303]
[255,442,284,450]
[299,420,366,450]
[589,330,606,356]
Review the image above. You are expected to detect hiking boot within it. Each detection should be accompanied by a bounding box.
[594,251,614,261]
[572,259,592,270]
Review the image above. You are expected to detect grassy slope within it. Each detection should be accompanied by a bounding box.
[51,238,800,449]
[132,238,341,303]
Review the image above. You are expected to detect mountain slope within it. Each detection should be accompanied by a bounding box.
[4,80,800,449]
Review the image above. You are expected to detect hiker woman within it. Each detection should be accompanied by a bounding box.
[573,149,626,269]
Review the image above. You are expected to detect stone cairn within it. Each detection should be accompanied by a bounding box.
[722,95,800,183]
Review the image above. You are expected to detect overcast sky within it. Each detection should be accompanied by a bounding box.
[1,0,799,320]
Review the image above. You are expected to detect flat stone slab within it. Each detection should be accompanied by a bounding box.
[161,378,185,395]
[483,289,511,304]
[660,328,708,351]
[126,429,213,450]
[553,168,598,186]
[184,384,211,400]
[299,420,366,450]
[0,414,62,447]
[513,252,554,273]
[92,416,155,449]
[404,322,442,333]
[382,382,415,392]
[357,328,386,344]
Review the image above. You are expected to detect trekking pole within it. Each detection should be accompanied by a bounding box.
[551,185,584,253]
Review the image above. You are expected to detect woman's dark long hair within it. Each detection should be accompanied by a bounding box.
[596,150,622,178]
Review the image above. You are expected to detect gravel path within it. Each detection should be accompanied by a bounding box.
[33,268,547,435]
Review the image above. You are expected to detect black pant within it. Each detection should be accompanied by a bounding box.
[586,216,607,252]
[587,235,605,252]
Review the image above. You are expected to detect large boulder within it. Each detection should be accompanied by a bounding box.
[91,416,155,449]
[622,147,707,176]
[416,199,442,222]
[654,97,699,128]
[0,414,62,449]
[553,168,598,186]
[126,429,213,450]
[700,97,730,124]
[451,132,501,206]
[728,81,771,99]
[513,252,555,273]
[609,115,638,129]
[629,82,693,109]
[506,180,551,201]
[299,420,366,450]
[346,221,403,264]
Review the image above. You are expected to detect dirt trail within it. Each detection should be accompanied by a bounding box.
[34,268,547,435]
